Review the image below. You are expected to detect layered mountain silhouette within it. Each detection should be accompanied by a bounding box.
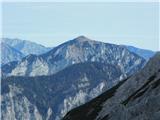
[1,36,157,120]
[2,36,145,77]
[62,52,160,120]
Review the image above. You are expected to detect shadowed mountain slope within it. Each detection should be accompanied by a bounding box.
[2,62,125,120]
[62,52,160,120]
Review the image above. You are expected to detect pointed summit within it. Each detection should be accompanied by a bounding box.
[74,35,91,42]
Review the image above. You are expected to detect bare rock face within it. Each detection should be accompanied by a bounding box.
[62,52,160,120]
[1,62,124,120]
[2,36,145,77]
[1,85,43,120]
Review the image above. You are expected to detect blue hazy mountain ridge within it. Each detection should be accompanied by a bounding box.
[125,45,155,60]
[1,42,25,65]
[2,36,146,77]
[2,38,52,56]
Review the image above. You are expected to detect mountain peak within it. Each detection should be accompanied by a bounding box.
[74,35,91,42]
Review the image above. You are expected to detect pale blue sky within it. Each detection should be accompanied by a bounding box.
[2,2,159,51]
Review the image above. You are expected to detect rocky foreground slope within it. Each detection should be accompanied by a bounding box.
[62,52,160,120]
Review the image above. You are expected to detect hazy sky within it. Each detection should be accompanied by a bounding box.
[2,2,159,51]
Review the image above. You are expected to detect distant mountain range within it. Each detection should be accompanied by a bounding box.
[2,38,52,55]
[62,52,160,120]
[1,42,25,65]
[2,36,146,77]
[1,38,52,65]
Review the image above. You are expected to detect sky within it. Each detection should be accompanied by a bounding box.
[2,2,159,51]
